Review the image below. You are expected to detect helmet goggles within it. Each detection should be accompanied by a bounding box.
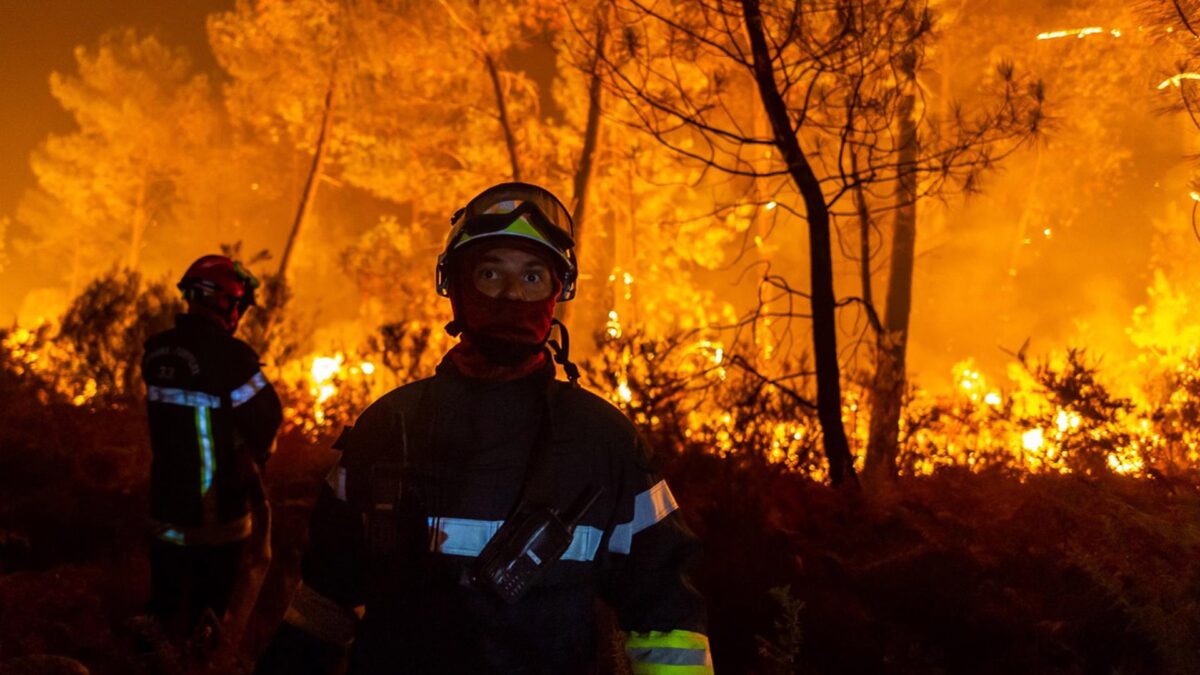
[449,185,576,259]
[178,258,260,311]
[439,183,578,301]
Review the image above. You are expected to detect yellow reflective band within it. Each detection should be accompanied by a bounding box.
[627,629,711,652]
[195,406,214,495]
[626,630,713,674]
[630,665,713,675]
[455,216,555,250]
[501,215,549,242]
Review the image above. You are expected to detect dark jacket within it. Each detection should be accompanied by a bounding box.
[256,358,710,674]
[142,313,282,544]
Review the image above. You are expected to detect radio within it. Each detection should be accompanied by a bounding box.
[472,485,602,603]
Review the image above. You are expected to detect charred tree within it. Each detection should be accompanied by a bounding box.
[277,69,336,284]
[850,148,879,331]
[485,51,523,181]
[865,47,918,484]
[741,0,857,487]
[560,8,608,327]
[571,14,608,246]
[595,0,1039,487]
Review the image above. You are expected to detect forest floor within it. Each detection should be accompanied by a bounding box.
[2,390,1200,675]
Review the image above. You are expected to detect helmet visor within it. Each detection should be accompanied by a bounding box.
[232,261,260,308]
[449,184,576,258]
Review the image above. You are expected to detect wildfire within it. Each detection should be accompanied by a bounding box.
[606,310,623,340]
[2,258,1195,483]
[1157,72,1200,89]
[617,378,633,404]
[274,350,384,434]
[2,326,97,407]
[1035,26,1114,41]
[309,353,343,425]
[608,269,635,302]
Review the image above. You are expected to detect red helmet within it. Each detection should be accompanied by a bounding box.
[178,255,260,331]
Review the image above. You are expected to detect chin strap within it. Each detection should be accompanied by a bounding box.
[547,318,580,386]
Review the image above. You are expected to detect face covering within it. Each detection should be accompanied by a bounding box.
[446,242,562,378]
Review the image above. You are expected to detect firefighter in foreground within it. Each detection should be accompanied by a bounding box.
[141,255,282,647]
[255,182,712,673]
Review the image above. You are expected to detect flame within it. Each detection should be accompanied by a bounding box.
[1157,72,1200,89]
[311,354,344,384]
[606,310,623,339]
[1036,26,1105,40]
[1022,428,1045,452]
[4,245,1197,482]
[616,379,633,403]
[1055,409,1081,433]
[309,353,345,425]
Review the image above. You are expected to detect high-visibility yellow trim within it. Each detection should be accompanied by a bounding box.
[626,630,710,652]
[627,630,713,674]
[195,406,214,495]
[630,666,713,675]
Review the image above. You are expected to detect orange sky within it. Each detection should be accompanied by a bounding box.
[0,1,229,218]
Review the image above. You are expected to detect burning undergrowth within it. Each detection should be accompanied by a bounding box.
[4,270,1200,673]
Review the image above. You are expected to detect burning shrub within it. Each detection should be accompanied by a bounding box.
[1145,351,1200,473]
[56,268,181,404]
[272,320,453,441]
[896,351,1159,480]
[368,319,447,384]
[0,324,60,404]
[1019,349,1140,476]
[275,351,378,440]
[585,327,827,475]
[1,269,181,407]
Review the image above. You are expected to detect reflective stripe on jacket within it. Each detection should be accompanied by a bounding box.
[267,358,709,674]
[143,313,282,539]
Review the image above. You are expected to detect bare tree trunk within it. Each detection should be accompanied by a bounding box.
[865,50,918,484]
[485,52,522,182]
[277,71,336,282]
[436,0,521,181]
[560,12,607,326]
[571,16,607,245]
[741,0,857,487]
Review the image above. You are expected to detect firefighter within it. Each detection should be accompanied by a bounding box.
[254,182,712,674]
[141,254,282,643]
